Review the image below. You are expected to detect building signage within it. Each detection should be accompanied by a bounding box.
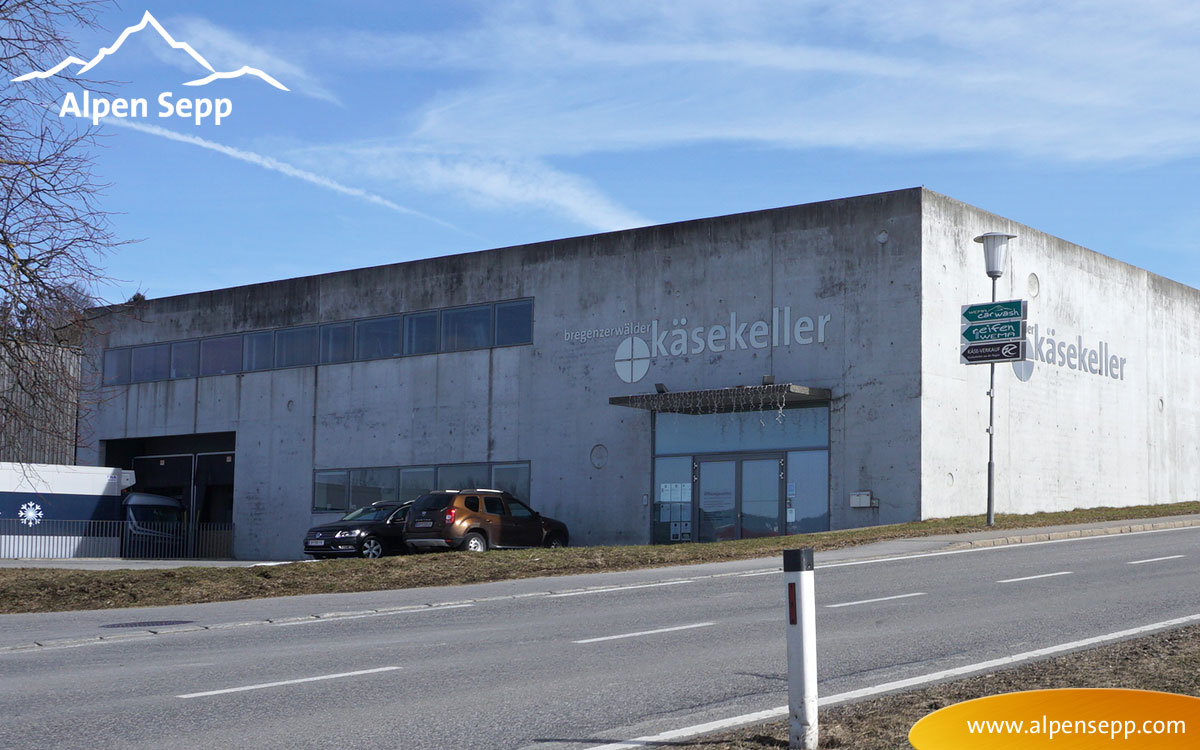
[564,306,834,384]
[1026,324,1127,380]
[961,341,1027,364]
[961,320,1027,344]
[961,300,1027,324]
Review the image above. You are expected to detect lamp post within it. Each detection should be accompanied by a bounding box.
[974,232,1016,527]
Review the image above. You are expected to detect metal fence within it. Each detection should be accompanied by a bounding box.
[0,520,234,559]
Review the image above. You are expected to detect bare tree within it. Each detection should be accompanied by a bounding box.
[1,0,118,464]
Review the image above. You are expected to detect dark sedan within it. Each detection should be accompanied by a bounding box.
[304,501,412,558]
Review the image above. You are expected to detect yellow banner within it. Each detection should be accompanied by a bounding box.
[909,689,1199,749]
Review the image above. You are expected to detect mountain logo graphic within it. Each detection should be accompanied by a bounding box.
[10,10,288,91]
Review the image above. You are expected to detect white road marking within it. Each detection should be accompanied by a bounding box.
[549,580,693,598]
[825,592,927,609]
[177,666,400,699]
[1128,555,1185,565]
[573,622,714,644]
[821,525,1200,570]
[996,571,1072,584]
[272,603,472,626]
[737,570,778,577]
[582,612,1200,749]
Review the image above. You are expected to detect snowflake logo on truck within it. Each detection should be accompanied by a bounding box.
[18,502,43,527]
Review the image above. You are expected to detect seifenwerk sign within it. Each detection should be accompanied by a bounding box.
[564,307,833,384]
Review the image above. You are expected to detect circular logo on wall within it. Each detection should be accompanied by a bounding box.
[614,335,651,383]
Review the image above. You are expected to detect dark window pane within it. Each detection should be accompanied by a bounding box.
[507,499,534,518]
[243,332,274,372]
[275,327,317,368]
[320,323,353,364]
[130,344,170,382]
[441,306,492,352]
[399,467,435,500]
[350,468,399,509]
[103,348,130,385]
[314,471,348,512]
[356,317,401,360]
[491,463,531,500]
[403,312,438,355]
[170,341,198,379]
[437,463,489,491]
[200,335,242,376]
[494,300,533,346]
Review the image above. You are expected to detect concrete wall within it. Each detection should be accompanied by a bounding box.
[79,190,936,558]
[920,191,1200,519]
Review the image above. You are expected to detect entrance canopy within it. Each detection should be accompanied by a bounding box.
[609,383,831,414]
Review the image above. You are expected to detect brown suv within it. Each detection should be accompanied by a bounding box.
[404,490,569,552]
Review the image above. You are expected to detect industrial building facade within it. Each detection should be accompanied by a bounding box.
[77,188,1198,559]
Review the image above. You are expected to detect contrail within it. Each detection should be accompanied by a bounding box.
[105,119,461,232]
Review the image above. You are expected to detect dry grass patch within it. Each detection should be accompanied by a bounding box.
[1,501,1197,614]
[652,624,1200,749]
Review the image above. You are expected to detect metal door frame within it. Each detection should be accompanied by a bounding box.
[692,451,785,541]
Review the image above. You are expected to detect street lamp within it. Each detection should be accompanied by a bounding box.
[973,232,1016,527]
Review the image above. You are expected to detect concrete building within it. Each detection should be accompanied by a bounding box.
[78,188,1198,559]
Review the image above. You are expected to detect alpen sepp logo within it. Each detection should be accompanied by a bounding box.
[10,10,287,126]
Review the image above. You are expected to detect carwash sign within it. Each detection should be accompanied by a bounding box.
[10,11,287,126]
[565,306,834,384]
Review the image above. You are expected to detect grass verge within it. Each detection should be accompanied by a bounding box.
[1,501,1197,614]
[658,623,1200,749]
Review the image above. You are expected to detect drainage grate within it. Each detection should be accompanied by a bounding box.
[100,620,195,629]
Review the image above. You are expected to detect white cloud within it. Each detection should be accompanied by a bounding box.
[291,144,647,232]
[304,0,1200,162]
[105,119,458,231]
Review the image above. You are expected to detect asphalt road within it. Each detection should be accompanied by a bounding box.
[1,526,1198,749]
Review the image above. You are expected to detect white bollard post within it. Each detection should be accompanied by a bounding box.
[784,547,817,750]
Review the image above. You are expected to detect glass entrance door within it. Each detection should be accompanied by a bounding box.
[697,461,737,542]
[741,458,783,538]
[696,455,784,542]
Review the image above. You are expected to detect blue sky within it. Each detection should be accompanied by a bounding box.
[18,1,1200,301]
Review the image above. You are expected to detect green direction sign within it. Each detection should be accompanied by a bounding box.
[961,299,1027,324]
[961,320,1027,344]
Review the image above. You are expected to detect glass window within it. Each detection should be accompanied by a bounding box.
[403,311,438,355]
[400,467,436,500]
[490,463,530,500]
[494,299,533,346]
[356,317,401,360]
[170,341,199,379]
[507,499,535,518]
[653,456,693,543]
[464,497,480,512]
[350,468,399,509]
[441,305,492,352]
[200,335,242,376]
[243,331,274,372]
[102,348,130,385]
[320,323,353,364]
[314,470,349,512]
[275,326,317,368]
[483,496,506,515]
[131,344,170,382]
[437,463,489,492]
[654,406,830,455]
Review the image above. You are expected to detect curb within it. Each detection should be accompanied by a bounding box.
[946,518,1200,549]
[4,519,1198,654]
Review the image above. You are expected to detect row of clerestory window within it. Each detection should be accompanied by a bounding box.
[102,298,533,385]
